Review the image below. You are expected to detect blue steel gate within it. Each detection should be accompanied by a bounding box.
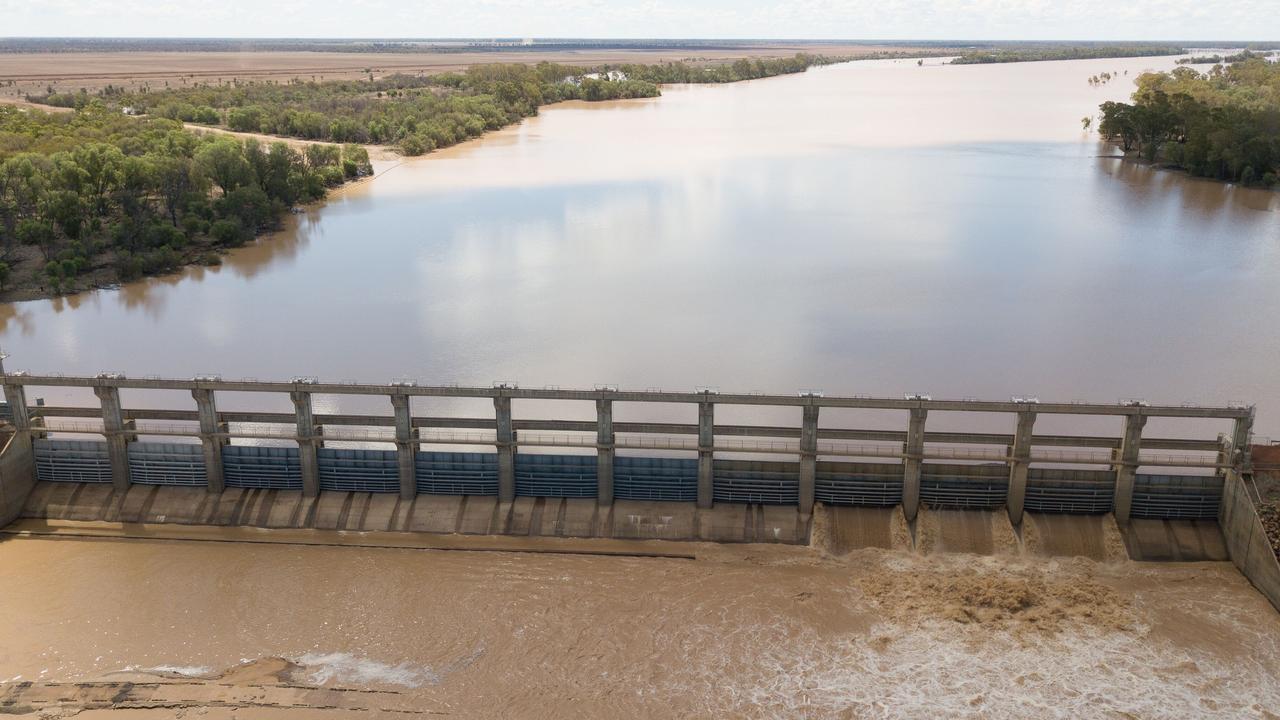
[21,439,1228,520]
[128,442,206,486]
[613,456,698,502]
[34,439,112,483]
[222,445,303,490]
[815,462,905,506]
[514,454,597,498]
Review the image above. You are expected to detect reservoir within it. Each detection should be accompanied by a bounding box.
[2,55,1279,435]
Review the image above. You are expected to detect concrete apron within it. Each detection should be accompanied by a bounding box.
[8,481,1249,568]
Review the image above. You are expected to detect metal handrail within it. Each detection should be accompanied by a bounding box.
[29,421,1230,468]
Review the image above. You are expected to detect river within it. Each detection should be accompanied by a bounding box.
[4,56,1280,716]
[1,530,1278,718]
[2,55,1279,438]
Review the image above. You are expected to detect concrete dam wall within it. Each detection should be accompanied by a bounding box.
[2,372,1276,609]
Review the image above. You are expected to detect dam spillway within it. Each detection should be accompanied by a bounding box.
[1,372,1277,611]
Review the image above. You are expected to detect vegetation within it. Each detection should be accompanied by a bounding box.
[0,103,369,298]
[952,44,1183,65]
[1096,58,1280,187]
[1176,50,1271,65]
[1087,71,1123,87]
[600,54,845,84]
[28,55,840,156]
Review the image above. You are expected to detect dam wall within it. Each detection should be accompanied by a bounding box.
[1220,470,1280,612]
[0,373,1263,564]
[0,432,34,526]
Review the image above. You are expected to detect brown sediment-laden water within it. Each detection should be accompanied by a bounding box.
[0,528,1278,718]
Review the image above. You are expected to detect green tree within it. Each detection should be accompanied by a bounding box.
[195,139,253,195]
[16,218,58,261]
[71,143,124,213]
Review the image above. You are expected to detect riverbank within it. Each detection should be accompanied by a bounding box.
[0,41,958,96]
[0,103,377,303]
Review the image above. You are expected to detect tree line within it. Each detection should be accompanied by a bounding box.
[952,44,1183,65]
[0,103,370,297]
[602,54,844,84]
[1176,50,1273,65]
[1097,58,1280,187]
[31,55,840,157]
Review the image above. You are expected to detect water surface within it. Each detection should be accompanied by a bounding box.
[3,55,1278,434]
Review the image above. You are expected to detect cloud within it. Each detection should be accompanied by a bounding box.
[0,0,1275,40]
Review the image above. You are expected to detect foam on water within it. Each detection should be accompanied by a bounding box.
[669,617,1280,719]
[146,664,213,677]
[297,652,441,688]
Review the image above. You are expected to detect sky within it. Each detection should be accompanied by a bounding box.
[1,0,1277,41]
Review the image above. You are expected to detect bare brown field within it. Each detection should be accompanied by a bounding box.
[0,44,947,97]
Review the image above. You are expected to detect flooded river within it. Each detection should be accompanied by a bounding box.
[1,531,1278,718]
[2,55,1279,435]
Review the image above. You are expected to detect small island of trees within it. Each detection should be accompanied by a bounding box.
[1096,58,1280,188]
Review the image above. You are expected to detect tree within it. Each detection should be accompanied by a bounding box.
[16,218,58,261]
[45,190,84,241]
[151,154,195,226]
[216,185,274,233]
[71,143,124,213]
[194,139,252,195]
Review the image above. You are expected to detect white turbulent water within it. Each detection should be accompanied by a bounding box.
[676,621,1280,719]
[297,652,443,688]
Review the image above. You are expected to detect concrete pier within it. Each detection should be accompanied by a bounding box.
[494,394,515,503]
[3,382,29,432]
[391,393,416,500]
[1112,412,1147,524]
[192,389,225,493]
[1006,410,1036,526]
[0,381,34,526]
[798,403,818,516]
[596,398,614,506]
[902,408,926,522]
[291,390,319,497]
[1232,415,1254,467]
[93,385,131,491]
[697,399,714,509]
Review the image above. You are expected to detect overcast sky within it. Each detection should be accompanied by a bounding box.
[2,0,1276,41]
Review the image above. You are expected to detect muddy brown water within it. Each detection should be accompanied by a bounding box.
[0,531,1278,718]
[2,54,1278,441]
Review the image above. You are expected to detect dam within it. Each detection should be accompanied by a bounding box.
[2,370,1280,717]
[2,371,1278,611]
